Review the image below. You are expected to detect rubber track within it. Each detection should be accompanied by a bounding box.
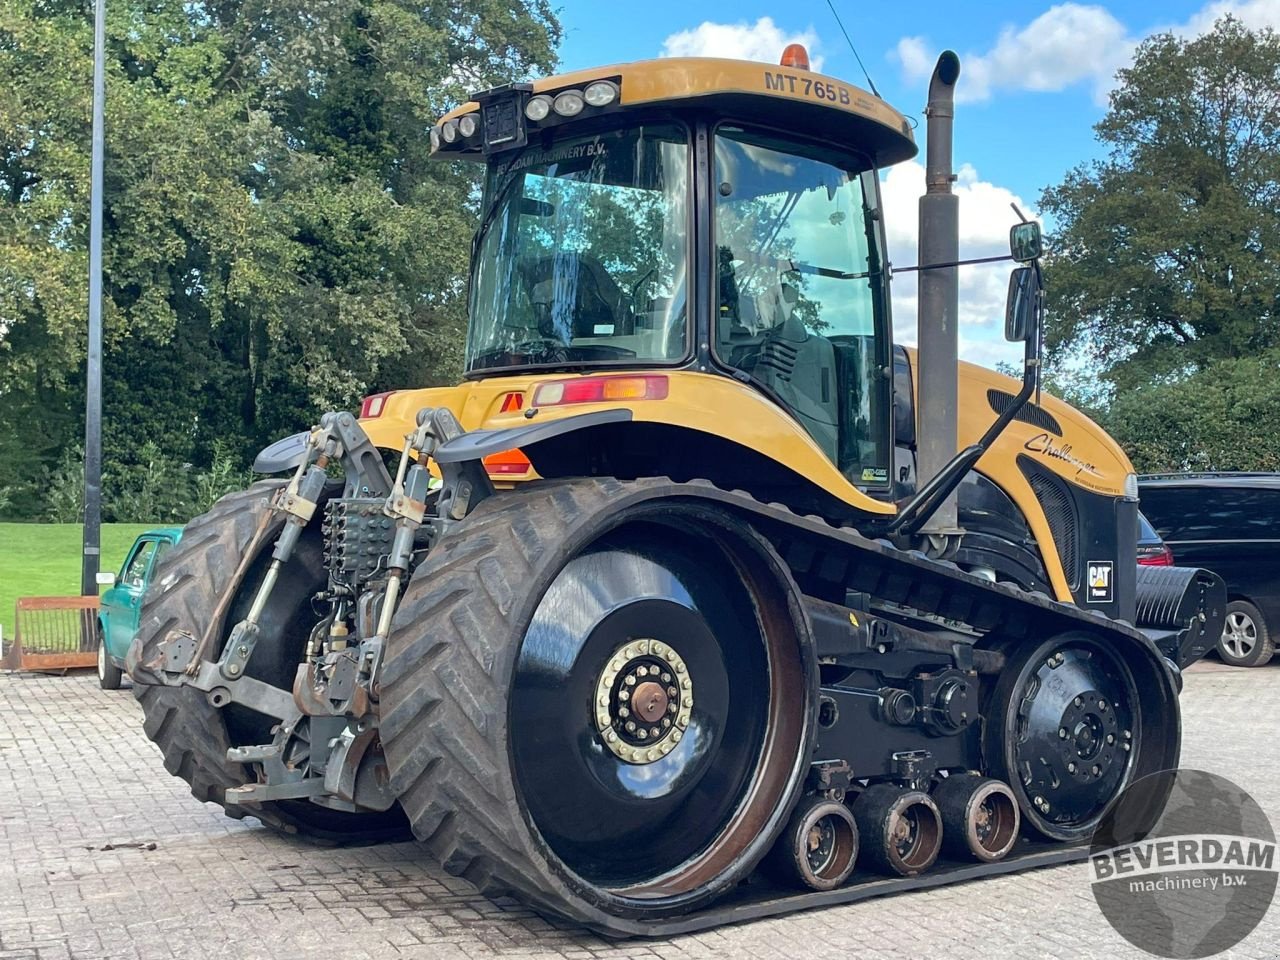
[378,477,1178,934]
[128,482,404,843]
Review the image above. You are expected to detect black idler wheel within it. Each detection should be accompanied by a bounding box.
[983,631,1179,842]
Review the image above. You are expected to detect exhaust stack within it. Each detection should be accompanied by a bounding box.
[915,51,962,537]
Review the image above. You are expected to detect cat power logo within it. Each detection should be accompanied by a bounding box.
[1087,561,1114,603]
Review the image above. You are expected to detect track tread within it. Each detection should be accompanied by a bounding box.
[381,478,691,929]
[380,475,1181,933]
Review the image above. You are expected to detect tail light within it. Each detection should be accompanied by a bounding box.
[532,375,668,407]
[484,449,532,475]
[1137,545,1175,567]
[359,391,396,418]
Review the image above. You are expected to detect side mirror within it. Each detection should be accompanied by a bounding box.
[1005,266,1040,343]
[1009,221,1043,263]
[95,571,117,588]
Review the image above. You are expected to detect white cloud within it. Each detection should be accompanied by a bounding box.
[894,0,1280,106]
[880,160,1030,369]
[1181,0,1280,34]
[661,17,824,71]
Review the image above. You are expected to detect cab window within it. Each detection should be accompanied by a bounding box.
[712,125,892,487]
[123,540,157,589]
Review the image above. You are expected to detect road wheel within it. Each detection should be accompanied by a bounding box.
[1219,600,1274,667]
[128,481,407,843]
[984,632,1179,843]
[379,479,815,933]
[97,622,123,690]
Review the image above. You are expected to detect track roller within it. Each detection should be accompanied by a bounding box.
[852,783,943,876]
[765,797,859,891]
[932,774,1020,862]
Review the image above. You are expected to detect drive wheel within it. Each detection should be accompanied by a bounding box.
[127,482,407,843]
[984,632,1177,843]
[1219,600,1274,667]
[379,479,815,933]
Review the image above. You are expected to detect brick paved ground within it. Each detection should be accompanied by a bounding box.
[0,661,1276,960]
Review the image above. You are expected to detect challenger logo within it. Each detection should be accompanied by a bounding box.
[1024,432,1101,477]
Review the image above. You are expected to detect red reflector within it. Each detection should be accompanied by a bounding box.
[532,375,668,407]
[499,392,524,413]
[359,391,395,418]
[780,43,810,70]
[484,449,532,475]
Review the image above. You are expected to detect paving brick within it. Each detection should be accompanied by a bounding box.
[0,666,1278,959]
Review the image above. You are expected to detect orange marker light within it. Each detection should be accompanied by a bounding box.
[484,449,532,475]
[780,44,810,70]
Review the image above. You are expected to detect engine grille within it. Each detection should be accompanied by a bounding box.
[1019,456,1079,591]
[987,389,1063,436]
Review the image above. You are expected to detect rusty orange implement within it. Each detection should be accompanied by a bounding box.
[2,596,100,672]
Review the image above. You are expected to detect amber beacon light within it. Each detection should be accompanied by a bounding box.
[780,43,810,70]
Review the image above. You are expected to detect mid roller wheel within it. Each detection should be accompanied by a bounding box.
[764,797,859,891]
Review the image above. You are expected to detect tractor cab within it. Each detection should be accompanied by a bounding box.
[433,55,919,494]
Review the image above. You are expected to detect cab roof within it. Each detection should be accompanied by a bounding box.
[435,58,919,169]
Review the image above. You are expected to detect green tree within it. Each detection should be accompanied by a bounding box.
[1040,16,1280,393]
[1105,350,1280,472]
[0,0,560,520]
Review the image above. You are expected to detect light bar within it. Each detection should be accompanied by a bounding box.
[533,375,668,407]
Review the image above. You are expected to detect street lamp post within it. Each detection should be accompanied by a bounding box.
[81,0,106,597]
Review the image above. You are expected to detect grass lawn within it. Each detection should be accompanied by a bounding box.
[0,523,160,640]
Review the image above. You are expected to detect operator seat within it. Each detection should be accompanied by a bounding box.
[522,254,630,341]
[751,314,840,463]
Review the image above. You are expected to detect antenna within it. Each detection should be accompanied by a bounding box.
[825,0,881,98]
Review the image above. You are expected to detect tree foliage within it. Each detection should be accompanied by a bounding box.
[1040,16,1280,393]
[0,0,559,519]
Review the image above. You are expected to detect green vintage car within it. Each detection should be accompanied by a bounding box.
[96,527,183,689]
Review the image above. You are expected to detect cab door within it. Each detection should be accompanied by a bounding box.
[102,537,159,660]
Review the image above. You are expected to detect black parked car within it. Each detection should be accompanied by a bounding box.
[1139,473,1280,667]
[1137,511,1174,567]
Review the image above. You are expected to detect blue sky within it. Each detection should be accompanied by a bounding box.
[550,0,1280,366]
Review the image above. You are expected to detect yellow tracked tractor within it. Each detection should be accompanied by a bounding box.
[129,45,1225,934]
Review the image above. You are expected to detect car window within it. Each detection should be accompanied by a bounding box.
[1138,513,1160,541]
[152,539,173,572]
[1142,485,1277,542]
[123,540,158,589]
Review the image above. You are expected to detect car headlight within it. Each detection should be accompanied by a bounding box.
[440,119,459,143]
[458,114,478,138]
